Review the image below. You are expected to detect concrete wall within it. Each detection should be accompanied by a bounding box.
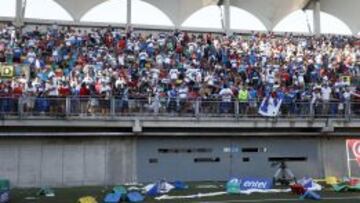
[0,136,354,187]
[137,137,350,182]
[321,137,350,178]
[0,137,136,188]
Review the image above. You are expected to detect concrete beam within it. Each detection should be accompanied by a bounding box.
[0,131,359,137]
[1,118,360,129]
[0,119,133,128]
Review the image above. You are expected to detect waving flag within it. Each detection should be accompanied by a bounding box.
[258,96,282,117]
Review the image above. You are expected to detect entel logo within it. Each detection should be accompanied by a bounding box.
[242,180,268,189]
[239,178,273,190]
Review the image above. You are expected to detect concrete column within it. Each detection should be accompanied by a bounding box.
[313,0,321,36]
[65,96,71,117]
[15,0,24,27]
[126,0,132,27]
[224,0,231,36]
[74,18,80,25]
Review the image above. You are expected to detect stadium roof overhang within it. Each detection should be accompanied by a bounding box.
[2,0,360,34]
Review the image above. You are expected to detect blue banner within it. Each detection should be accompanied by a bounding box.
[239,178,273,190]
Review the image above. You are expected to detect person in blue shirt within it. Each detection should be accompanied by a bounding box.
[167,85,178,113]
[249,50,257,66]
[13,46,22,63]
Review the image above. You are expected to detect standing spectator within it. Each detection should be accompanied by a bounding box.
[79,83,90,116]
[219,84,234,114]
[321,83,332,115]
[238,85,249,115]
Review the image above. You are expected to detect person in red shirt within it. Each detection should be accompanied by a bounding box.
[79,83,90,115]
[118,37,126,51]
[104,32,113,48]
[59,81,70,97]
[280,69,290,87]
[175,43,183,54]
[12,82,23,98]
[79,83,89,96]
[58,81,70,115]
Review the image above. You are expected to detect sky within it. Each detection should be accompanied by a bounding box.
[0,0,355,35]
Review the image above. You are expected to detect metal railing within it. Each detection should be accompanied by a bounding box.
[0,96,359,120]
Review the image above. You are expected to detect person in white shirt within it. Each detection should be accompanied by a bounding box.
[46,77,59,115]
[47,77,59,97]
[340,86,360,115]
[115,76,126,89]
[150,68,160,86]
[24,82,36,113]
[117,52,125,66]
[321,84,332,102]
[27,49,36,64]
[139,50,148,68]
[83,73,94,85]
[178,84,189,113]
[266,69,275,86]
[178,85,188,100]
[321,83,332,115]
[100,82,111,116]
[169,68,179,81]
[156,54,164,65]
[219,85,234,113]
[311,86,322,115]
[343,86,360,101]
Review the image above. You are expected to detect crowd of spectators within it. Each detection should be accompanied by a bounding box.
[0,22,359,117]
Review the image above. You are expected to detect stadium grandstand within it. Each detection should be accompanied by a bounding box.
[0,0,360,197]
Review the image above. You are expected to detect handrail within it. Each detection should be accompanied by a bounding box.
[0,96,358,120]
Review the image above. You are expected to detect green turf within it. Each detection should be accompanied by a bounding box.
[9,182,360,203]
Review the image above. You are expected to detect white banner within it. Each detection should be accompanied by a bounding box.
[258,97,282,117]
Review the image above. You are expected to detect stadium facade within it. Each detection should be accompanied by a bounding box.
[0,0,359,188]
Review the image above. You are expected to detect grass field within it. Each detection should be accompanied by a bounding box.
[9,182,360,203]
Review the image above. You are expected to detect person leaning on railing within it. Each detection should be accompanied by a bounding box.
[238,85,249,116]
[46,76,59,116]
[23,81,36,114]
[248,86,258,116]
[353,87,360,115]
[178,83,189,114]
[58,80,71,116]
[0,80,11,114]
[79,83,90,116]
[167,85,178,114]
[219,84,234,114]
[99,81,111,117]
[343,86,360,116]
